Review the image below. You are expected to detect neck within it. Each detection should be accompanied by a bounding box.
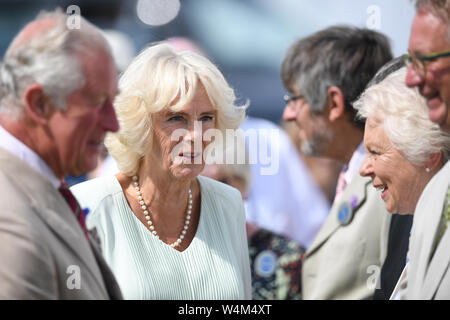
[0,115,65,180]
[329,123,364,165]
[135,158,194,219]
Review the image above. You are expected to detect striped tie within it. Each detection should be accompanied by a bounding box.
[58,182,89,240]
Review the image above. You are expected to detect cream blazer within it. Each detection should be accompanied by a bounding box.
[302,171,391,299]
[0,147,122,299]
[399,161,450,299]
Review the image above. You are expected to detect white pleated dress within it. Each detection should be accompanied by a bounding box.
[71,175,252,300]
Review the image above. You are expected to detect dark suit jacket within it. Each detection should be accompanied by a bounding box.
[373,214,413,300]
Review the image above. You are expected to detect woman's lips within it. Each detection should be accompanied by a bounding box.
[427,95,441,109]
[179,153,201,162]
[381,186,388,200]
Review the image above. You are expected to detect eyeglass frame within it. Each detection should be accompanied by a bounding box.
[283,93,304,105]
[406,49,450,78]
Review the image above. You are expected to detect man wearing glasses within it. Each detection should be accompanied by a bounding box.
[395,0,450,299]
[281,26,394,299]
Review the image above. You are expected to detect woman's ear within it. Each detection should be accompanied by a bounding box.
[23,84,53,125]
[326,86,346,122]
[425,151,443,173]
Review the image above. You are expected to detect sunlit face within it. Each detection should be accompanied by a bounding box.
[406,10,450,132]
[47,48,119,178]
[282,93,332,157]
[149,84,217,180]
[359,118,429,214]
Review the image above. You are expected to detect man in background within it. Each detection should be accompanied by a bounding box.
[399,0,450,299]
[281,26,392,299]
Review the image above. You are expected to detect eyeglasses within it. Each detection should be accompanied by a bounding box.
[405,49,450,78]
[283,93,304,105]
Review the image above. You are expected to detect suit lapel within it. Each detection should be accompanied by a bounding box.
[306,174,370,256]
[409,162,450,299]
[421,172,450,298]
[89,237,123,300]
[423,227,450,299]
[0,148,108,296]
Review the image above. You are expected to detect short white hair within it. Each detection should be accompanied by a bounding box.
[354,67,450,165]
[0,8,111,119]
[106,42,247,176]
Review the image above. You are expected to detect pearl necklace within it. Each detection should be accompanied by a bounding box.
[132,175,192,248]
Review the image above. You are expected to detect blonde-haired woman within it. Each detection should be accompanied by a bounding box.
[71,43,251,299]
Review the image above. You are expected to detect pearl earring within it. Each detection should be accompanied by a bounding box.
[425,167,430,173]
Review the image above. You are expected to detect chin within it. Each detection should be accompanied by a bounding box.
[300,140,317,157]
[387,204,413,215]
[74,158,98,177]
[173,165,203,180]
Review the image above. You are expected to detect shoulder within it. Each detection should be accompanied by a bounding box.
[348,173,384,206]
[332,173,391,228]
[70,176,122,214]
[197,175,244,218]
[198,175,242,202]
[415,161,450,215]
[426,161,450,194]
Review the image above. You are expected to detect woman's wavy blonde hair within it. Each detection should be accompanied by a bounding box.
[105,42,247,176]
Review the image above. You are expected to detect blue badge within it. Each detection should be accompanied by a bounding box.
[254,250,277,277]
[338,202,353,226]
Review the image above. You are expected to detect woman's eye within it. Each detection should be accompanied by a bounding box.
[200,115,214,122]
[369,149,379,157]
[168,115,184,122]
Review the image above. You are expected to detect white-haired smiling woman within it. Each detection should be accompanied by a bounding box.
[355,66,450,216]
[354,64,450,299]
[71,42,251,299]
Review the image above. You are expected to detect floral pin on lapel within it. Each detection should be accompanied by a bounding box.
[338,195,358,226]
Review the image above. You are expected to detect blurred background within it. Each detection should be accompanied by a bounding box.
[0,0,415,124]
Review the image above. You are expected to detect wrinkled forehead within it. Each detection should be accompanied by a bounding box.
[365,113,385,129]
[410,10,450,53]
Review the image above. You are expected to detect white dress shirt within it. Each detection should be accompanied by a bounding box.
[0,125,60,188]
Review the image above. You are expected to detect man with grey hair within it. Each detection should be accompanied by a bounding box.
[396,0,450,299]
[281,25,393,299]
[0,9,122,299]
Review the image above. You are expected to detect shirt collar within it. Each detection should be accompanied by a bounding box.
[0,125,61,188]
[343,141,366,186]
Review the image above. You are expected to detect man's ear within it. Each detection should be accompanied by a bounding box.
[326,86,346,122]
[23,84,53,125]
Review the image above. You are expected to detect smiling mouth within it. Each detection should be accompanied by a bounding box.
[375,184,388,199]
[424,93,442,107]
